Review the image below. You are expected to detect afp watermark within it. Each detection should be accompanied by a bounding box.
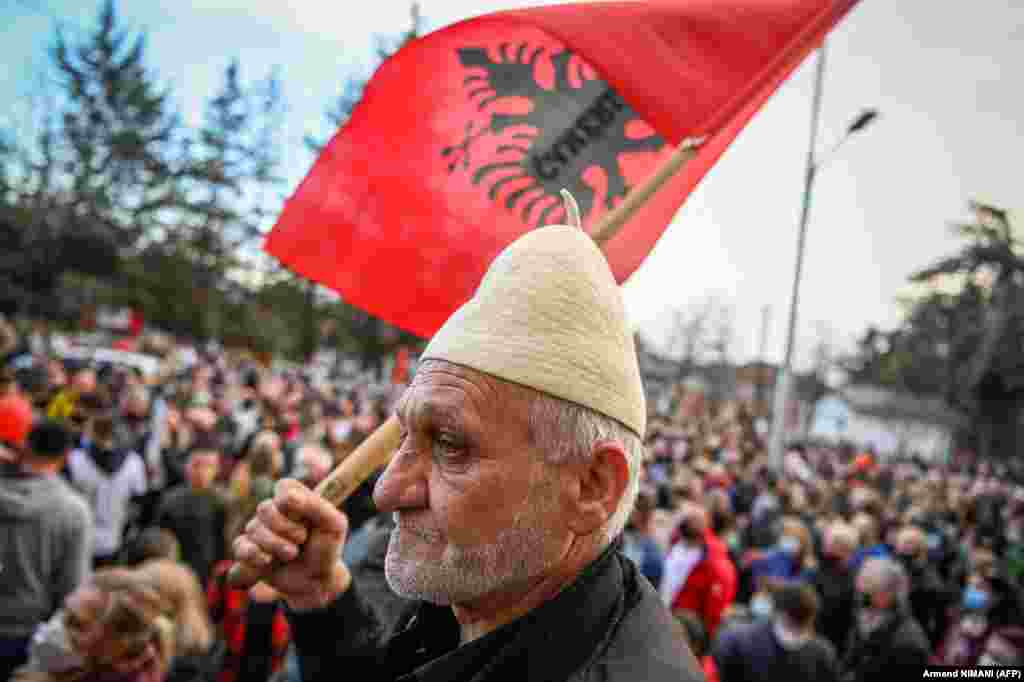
[921,668,1022,679]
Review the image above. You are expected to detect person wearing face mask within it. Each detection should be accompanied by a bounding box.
[663,500,738,640]
[839,558,929,682]
[977,625,1024,667]
[621,492,666,589]
[66,413,148,569]
[813,522,860,657]
[893,524,954,648]
[712,583,838,682]
[742,517,817,610]
[934,590,993,666]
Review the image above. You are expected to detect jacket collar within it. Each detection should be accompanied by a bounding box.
[396,541,627,682]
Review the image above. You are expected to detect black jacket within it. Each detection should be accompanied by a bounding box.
[839,610,930,682]
[287,544,705,682]
[905,565,953,648]
[712,619,839,682]
[813,558,856,656]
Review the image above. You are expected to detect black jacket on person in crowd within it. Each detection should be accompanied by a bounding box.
[286,543,704,682]
[155,484,227,587]
[904,562,953,649]
[712,618,839,682]
[813,557,856,656]
[839,609,930,682]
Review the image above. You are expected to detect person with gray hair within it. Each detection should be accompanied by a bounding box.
[813,521,860,655]
[228,223,705,682]
[839,557,930,682]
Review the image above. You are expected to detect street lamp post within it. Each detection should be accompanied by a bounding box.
[767,42,878,474]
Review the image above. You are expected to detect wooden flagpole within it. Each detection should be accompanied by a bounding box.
[228,135,705,587]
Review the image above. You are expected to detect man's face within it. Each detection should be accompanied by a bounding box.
[303,450,331,485]
[188,452,219,489]
[48,361,67,389]
[854,566,895,636]
[73,369,97,394]
[895,529,926,562]
[375,361,571,606]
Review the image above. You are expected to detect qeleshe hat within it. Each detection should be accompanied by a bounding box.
[422,223,646,437]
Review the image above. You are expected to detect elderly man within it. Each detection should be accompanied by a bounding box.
[839,557,929,682]
[231,224,704,681]
[892,524,953,647]
[813,522,860,655]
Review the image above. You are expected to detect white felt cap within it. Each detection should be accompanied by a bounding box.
[422,224,646,437]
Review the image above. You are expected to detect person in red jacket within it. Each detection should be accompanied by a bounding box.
[662,500,738,639]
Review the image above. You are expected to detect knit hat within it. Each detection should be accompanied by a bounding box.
[422,222,646,437]
[0,393,33,447]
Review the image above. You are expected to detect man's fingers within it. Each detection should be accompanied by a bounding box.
[302,532,343,575]
[255,499,309,546]
[275,478,348,539]
[233,535,274,568]
[246,521,300,563]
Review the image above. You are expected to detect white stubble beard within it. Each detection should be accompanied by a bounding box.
[384,476,564,605]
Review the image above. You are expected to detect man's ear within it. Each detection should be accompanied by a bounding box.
[566,441,630,537]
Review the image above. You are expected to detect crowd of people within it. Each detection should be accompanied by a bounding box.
[2,311,1024,682]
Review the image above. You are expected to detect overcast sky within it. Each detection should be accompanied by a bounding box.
[3,0,1021,370]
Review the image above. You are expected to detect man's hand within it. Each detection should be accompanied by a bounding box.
[232,478,352,611]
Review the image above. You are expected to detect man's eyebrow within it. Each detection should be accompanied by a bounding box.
[394,398,462,428]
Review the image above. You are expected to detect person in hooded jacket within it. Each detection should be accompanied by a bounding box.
[712,583,838,682]
[67,413,148,568]
[663,500,738,640]
[0,419,92,681]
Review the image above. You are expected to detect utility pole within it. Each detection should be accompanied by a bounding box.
[766,42,879,473]
[768,44,828,474]
[756,304,772,413]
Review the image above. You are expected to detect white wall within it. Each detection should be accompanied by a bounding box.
[808,396,952,462]
[845,413,951,462]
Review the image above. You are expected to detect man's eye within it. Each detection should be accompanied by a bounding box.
[433,433,461,457]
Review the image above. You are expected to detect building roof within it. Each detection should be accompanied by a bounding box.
[838,384,967,428]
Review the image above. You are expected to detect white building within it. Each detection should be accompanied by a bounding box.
[809,384,965,462]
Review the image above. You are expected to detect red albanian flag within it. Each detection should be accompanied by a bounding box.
[266,0,861,339]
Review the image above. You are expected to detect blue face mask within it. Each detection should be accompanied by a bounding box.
[963,586,991,611]
[778,536,801,557]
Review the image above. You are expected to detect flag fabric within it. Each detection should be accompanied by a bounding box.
[266,0,861,339]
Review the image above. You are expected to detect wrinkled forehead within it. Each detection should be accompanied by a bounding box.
[398,360,521,423]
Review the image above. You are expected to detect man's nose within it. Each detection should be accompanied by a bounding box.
[373,442,428,512]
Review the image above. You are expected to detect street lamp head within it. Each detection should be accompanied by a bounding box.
[847,109,879,135]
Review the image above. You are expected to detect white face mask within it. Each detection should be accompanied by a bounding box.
[857,607,890,636]
[751,594,774,619]
[773,622,811,650]
[961,615,988,638]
